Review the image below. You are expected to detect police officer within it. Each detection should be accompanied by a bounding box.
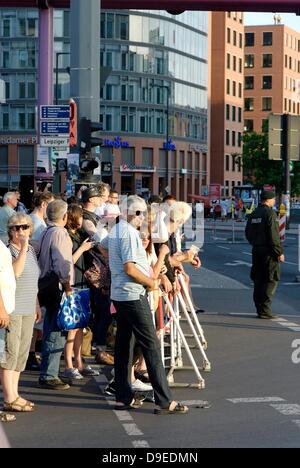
[246,190,285,319]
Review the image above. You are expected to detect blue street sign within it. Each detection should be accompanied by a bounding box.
[40,105,70,120]
[41,121,70,135]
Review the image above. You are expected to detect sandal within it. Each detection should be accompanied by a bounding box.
[3,397,34,413]
[154,401,189,415]
[114,397,144,411]
[0,411,16,422]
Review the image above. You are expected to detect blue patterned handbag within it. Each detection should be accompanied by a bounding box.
[57,289,90,331]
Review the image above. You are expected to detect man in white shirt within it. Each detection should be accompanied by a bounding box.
[30,192,54,242]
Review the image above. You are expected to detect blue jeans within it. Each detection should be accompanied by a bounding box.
[40,291,66,381]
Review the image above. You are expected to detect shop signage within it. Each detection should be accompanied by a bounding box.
[0,136,37,145]
[120,165,156,173]
[40,136,70,147]
[163,138,176,151]
[104,136,129,148]
[40,105,70,120]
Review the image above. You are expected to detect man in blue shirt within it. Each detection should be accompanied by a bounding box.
[108,195,188,415]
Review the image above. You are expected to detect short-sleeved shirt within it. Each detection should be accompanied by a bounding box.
[30,214,47,241]
[108,219,150,302]
[9,244,40,316]
[0,205,15,238]
[0,240,16,315]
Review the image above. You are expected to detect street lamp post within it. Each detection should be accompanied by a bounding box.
[152,82,171,194]
[55,52,70,105]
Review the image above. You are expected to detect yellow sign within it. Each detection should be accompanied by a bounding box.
[280,204,286,216]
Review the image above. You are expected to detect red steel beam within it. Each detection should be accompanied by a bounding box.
[0,0,300,14]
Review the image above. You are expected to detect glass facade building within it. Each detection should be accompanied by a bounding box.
[0,8,208,198]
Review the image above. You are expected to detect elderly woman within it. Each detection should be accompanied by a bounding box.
[0,213,40,413]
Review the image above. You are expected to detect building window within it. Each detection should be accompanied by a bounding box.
[262,76,272,89]
[245,76,254,90]
[239,58,243,73]
[238,132,242,147]
[233,56,237,71]
[262,119,269,132]
[244,119,254,132]
[105,114,112,131]
[226,104,230,120]
[28,82,36,99]
[285,55,288,68]
[140,116,147,133]
[226,79,230,95]
[2,19,10,37]
[232,154,236,171]
[245,54,254,68]
[238,107,242,122]
[244,98,254,112]
[284,98,287,112]
[106,84,112,100]
[263,32,273,46]
[239,33,243,48]
[232,131,236,147]
[245,32,255,47]
[2,113,9,130]
[262,97,272,111]
[232,81,236,96]
[19,82,26,99]
[227,53,230,69]
[5,81,10,100]
[233,31,237,46]
[238,83,242,98]
[226,130,230,146]
[227,28,231,44]
[232,106,236,121]
[263,54,272,68]
[226,154,230,171]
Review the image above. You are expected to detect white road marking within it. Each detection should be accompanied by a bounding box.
[272,318,288,322]
[123,424,144,437]
[132,440,151,448]
[114,410,134,422]
[270,404,300,416]
[180,400,211,407]
[228,397,286,404]
[278,322,300,328]
[229,313,256,317]
[284,261,298,266]
[288,327,300,332]
[217,246,230,250]
[282,283,300,286]
[93,369,150,448]
[242,252,252,256]
[292,420,300,429]
[225,260,252,267]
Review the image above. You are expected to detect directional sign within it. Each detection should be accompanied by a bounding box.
[40,105,70,120]
[40,136,70,147]
[41,121,70,135]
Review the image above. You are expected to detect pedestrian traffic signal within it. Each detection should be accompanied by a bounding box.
[69,99,77,147]
[80,159,99,173]
[79,117,103,155]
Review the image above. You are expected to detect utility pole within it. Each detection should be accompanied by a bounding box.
[281,113,291,229]
[70,0,100,124]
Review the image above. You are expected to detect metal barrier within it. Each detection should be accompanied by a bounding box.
[157,275,212,390]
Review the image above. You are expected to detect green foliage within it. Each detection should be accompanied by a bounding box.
[241,131,284,193]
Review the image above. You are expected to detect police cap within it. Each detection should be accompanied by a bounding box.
[261,190,275,200]
[81,186,101,203]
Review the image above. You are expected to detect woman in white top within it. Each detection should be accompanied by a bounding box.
[0,240,16,423]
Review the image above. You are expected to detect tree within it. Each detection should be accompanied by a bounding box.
[241,130,284,193]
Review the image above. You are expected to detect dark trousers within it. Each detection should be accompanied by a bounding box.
[90,287,112,347]
[253,277,278,317]
[113,295,172,407]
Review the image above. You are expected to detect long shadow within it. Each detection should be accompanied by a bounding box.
[199,320,294,332]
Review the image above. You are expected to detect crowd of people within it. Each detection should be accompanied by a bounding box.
[0,184,203,422]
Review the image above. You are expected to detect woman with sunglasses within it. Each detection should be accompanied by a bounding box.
[0,213,41,413]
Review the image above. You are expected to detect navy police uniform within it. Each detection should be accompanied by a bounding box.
[245,191,283,319]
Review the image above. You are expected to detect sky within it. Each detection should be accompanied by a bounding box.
[245,13,300,32]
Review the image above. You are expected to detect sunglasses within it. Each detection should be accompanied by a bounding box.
[10,224,30,232]
[135,211,147,217]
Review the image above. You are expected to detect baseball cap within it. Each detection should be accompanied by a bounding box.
[261,190,276,200]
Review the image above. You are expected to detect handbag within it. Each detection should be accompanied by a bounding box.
[84,250,111,293]
[57,289,91,331]
[37,227,60,307]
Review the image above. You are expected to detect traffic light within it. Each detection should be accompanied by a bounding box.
[80,159,99,173]
[79,117,103,155]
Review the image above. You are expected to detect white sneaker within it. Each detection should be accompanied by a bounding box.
[62,368,84,380]
[131,379,153,392]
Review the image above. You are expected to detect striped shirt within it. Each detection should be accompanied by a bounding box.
[9,244,40,316]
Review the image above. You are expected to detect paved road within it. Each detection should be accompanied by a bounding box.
[1,235,300,449]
